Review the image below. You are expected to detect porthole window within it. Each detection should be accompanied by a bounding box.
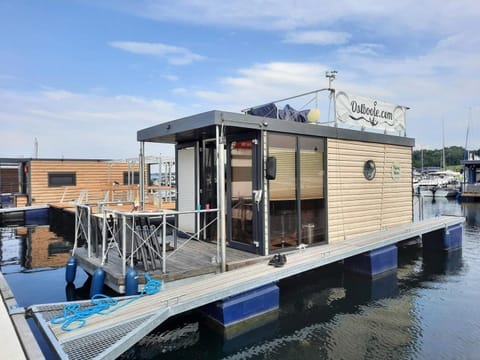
[363,160,376,180]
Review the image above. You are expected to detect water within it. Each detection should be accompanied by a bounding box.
[1,198,480,359]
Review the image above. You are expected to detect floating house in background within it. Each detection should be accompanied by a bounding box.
[460,155,480,201]
[0,157,175,209]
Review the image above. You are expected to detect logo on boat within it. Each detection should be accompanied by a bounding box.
[335,90,407,134]
[391,162,401,181]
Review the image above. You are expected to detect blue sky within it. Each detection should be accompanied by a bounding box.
[1,0,479,159]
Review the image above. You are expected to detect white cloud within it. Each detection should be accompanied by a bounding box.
[284,31,350,45]
[109,41,205,65]
[172,87,187,94]
[337,43,383,57]
[110,0,480,36]
[0,89,179,158]
[189,48,480,150]
[193,62,333,113]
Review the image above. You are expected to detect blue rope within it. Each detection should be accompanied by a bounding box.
[51,273,162,332]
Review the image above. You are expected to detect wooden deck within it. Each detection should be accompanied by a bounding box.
[30,215,464,360]
[74,237,262,292]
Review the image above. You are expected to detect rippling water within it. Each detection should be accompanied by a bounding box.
[121,199,480,360]
[2,199,480,359]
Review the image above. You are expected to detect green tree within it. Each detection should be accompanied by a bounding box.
[413,146,480,170]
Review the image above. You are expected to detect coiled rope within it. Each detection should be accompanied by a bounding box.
[51,273,162,332]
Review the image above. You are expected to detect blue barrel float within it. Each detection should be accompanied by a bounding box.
[125,267,138,296]
[90,267,106,298]
[65,256,78,283]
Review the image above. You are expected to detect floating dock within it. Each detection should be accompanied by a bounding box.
[0,272,44,360]
[29,215,464,360]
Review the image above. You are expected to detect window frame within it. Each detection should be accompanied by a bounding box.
[48,172,77,187]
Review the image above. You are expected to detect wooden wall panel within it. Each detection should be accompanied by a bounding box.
[0,167,19,193]
[327,139,412,243]
[29,160,139,205]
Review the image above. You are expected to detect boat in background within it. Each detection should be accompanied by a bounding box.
[415,170,460,198]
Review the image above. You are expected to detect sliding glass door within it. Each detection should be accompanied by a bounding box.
[268,133,326,251]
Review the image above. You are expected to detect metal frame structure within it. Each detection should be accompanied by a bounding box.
[75,204,220,276]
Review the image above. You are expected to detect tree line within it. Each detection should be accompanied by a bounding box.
[413,146,480,170]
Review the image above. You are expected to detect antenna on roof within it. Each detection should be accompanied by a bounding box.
[325,70,338,90]
[34,137,38,159]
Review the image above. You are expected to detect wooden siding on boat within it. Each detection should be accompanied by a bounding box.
[29,160,139,205]
[327,139,412,243]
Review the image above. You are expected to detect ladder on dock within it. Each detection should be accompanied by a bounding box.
[29,215,464,360]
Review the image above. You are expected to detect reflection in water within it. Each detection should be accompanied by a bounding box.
[463,202,480,229]
[0,225,72,272]
[422,249,463,276]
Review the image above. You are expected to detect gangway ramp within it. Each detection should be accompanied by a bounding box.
[29,215,464,359]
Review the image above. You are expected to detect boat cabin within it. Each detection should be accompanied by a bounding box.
[137,93,414,257]
[461,156,480,199]
[0,158,146,207]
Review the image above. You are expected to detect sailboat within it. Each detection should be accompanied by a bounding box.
[416,119,460,198]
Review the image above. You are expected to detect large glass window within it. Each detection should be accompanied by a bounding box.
[268,134,326,251]
[268,134,297,250]
[299,137,326,244]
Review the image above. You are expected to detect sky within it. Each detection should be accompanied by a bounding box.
[1,0,479,160]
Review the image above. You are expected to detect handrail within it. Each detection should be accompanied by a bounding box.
[72,203,221,276]
[100,207,219,276]
[73,204,93,256]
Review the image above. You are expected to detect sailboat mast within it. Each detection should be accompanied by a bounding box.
[442,118,446,170]
[465,107,471,160]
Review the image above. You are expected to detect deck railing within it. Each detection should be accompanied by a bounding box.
[73,204,220,277]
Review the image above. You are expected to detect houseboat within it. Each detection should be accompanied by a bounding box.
[459,155,480,201]
[0,157,176,213]
[136,89,413,258]
[64,88,422,293]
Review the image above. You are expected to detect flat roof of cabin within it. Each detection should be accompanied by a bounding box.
[462,159,480,165]
[138,110,415,147]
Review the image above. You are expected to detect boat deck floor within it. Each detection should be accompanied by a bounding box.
[74,237,263,292]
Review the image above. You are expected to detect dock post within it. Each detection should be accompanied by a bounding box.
[422,223,462,251]
[201,283,279,338]
[344,244,398,277]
